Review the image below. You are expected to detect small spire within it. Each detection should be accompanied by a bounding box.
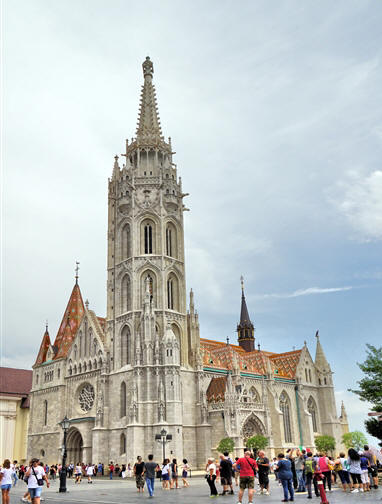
[85,299,89,310]
[226,336,230,346]
[241,275,244,294]
[136,57,163,141]
[258,343,261,352]
[75,261,80,284]
[304,340,307,347]
[315,329,319,339]
[45,319,49,332]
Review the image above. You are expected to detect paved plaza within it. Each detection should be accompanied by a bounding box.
[8,476,382,504]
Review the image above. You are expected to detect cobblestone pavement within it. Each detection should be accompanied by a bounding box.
[9,476,382,504]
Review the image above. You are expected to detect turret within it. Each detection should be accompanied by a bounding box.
[237,276,255,352]
[314,330,332,386]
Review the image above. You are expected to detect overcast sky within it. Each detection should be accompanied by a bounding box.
[2,0,382,445]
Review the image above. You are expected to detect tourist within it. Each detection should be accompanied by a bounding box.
[121,464,126,478]
[275,453,294,503]
[74,462,82,483]
[219,453,233,496]
[233,450,257,504]
[181,459,190,487]
[49,465,56,481]
[97,462,102,477]
[11,461,18,487]
[0,459,14,504]
[347,448,362,493]
[363,445,378,489]
[303,451,316,499]
[257,450,270,495]
[233,457,240,487]
[108,461,114,479]
[127,463,132,478]
[86,463,94,483]
[170,458,178,489]
[317,452,331,492]
[205,457,218,497]
[24,458,50,504]
[133,456,145,492]
[335,452,351,492]
[144,454,159,498]
[161,459,170,489]
[294,449,305,492]
[359,451,370,491]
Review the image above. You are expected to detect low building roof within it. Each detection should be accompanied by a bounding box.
[0,367,32,398]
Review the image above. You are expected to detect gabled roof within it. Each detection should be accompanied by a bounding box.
[52,282,85,360]
[34,327,51,366]
[0,367,32,398]
[206,376,227,402]
[268,349,303,379]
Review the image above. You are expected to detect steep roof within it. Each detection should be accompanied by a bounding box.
[314,332,331,371]
[0,367,32,398]
[206,376,227,401]
[268,349,303,379]
[34,327,51,366]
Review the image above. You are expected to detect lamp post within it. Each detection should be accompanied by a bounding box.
[59,416,71,493]
[155,428,172,461]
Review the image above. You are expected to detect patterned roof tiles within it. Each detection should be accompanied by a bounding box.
[206,376,227,402]
[34,328,51,367]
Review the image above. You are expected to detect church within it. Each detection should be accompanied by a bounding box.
[27,57,349,467]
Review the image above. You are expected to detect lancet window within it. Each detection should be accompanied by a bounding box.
[167,279,174,309]
[144,223,153,254]
[120,382,127,418]
[279,391,292,443]
[121,275,131,313]
[121,224,131,259]
[120,326,131,367]
[43,400,48,426]
[120,433,126,455]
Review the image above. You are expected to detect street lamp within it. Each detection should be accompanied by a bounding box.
[59,416,71,493]
[155,428,172,461]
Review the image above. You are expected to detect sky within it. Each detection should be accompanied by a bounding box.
[2,0,382,445]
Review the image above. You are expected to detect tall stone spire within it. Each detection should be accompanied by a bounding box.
[237,276,255,352]
[314,330,331,371]
[136,56,163,143]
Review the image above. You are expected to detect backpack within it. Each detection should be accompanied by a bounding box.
[305,460,313,474]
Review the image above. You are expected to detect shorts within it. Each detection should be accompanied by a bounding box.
[162,473,169,481]
[350,473,362,485]
[29,487,42,499]
[370,466,378,478]
[361,471,369,484]
[338,470,350,484]
[258,472,269,486]
[1,484,11,491]
[182,471,188,478]
[239,476,254,489]
[221,476,232,486]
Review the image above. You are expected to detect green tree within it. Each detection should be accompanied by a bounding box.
[246,435,268,452]
[217,437,234,454]
[342,431,368,451]
[349,345,382,411]
[314,435,336,454]
[365,418,382,447]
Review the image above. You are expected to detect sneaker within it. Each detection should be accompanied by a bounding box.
[359,488,364,492]
[351,488,359,493]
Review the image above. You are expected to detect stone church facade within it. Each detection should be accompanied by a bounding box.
[27,58,349,466]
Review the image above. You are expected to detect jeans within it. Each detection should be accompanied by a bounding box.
[109,472,113,479]
[296,469,305,491]
[305,473,313,498]
[280,478,294,501]
[146,477,155,496]
[13,472,18,486]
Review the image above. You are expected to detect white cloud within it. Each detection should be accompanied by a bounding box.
[332,170,382,241]
[259,286,352,299]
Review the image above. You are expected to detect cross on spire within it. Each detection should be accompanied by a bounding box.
[75,261,80,284]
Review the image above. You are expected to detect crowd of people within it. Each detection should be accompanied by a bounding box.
[1,444,380,503]
[203,444,381,503]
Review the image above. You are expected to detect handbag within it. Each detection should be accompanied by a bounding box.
[32,466,44,486]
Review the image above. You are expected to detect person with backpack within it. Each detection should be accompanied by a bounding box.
[303,452,316,499]
[233,450,258,504]
[334,452,351,492]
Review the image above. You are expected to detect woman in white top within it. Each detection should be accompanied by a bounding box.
[0,459,14,504]
[181,459,190,487]
[86,464,94,483]
[205,457,218,497]
[24,458,49,504]
[75,463,83,484]
[161,458,170,490]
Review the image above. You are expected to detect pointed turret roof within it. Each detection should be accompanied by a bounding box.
[314,330,331,371]
[52,281,85,359]
[238,276,254,330]
[136,56,163,141]
[33,324,51,367]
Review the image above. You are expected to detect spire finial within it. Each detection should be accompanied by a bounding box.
[85,299,89,310]
[142,56,154,79]
[241,275,244,293]
[226,336,230,346]
[75,261,80,284]
[45,319,48,332]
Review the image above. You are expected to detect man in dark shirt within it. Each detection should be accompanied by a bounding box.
[144,454,159,498]
[219,452,233,495]
[257,450,270,495]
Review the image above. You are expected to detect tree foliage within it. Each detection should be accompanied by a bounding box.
[314,435,336,453]
[341,431,368,451]
[365,418,382,447]
[246,435,268,452]
[217,437,234,454]
[349,344,382,411]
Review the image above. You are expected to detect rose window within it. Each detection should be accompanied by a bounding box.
[78,384,95,412]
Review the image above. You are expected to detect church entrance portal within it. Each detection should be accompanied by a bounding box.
[67,428,83,464]
[241,414,265,443]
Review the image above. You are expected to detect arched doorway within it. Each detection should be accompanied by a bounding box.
[67,427,83,464]
[241,413,265,443]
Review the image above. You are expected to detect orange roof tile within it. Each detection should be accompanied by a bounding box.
[269,350,302,378]
[206,376,227,402]
[34,328,51,367]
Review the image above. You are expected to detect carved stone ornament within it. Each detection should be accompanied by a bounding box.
[78,384,95,412]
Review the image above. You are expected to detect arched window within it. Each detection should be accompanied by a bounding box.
[79,334,82,358]
[324,377,327,385]
[141,271,156,307]
[308,396,318,432]
[167,278,174,309]
[144,223,153,254]
[121,224,131,260]
[305,369,308,381]
[308,369,312,382]
[120,382,127,418]
[249,387,260,402]
[88,329,93,356]
[120,326,131,367]
[36,374,39,385]
[279,392,292,443]
[166,227,172,256]
[74,345,77,360]
[120,433,126,455]
[121,275,131,313]
[43,400,48,426]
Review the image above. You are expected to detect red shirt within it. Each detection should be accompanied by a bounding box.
[237,457,258,477]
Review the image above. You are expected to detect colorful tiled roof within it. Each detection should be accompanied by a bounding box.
[34,327,51,366]
[200,338,302,379]
[52,283,85,360]
[206,376,227,401]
